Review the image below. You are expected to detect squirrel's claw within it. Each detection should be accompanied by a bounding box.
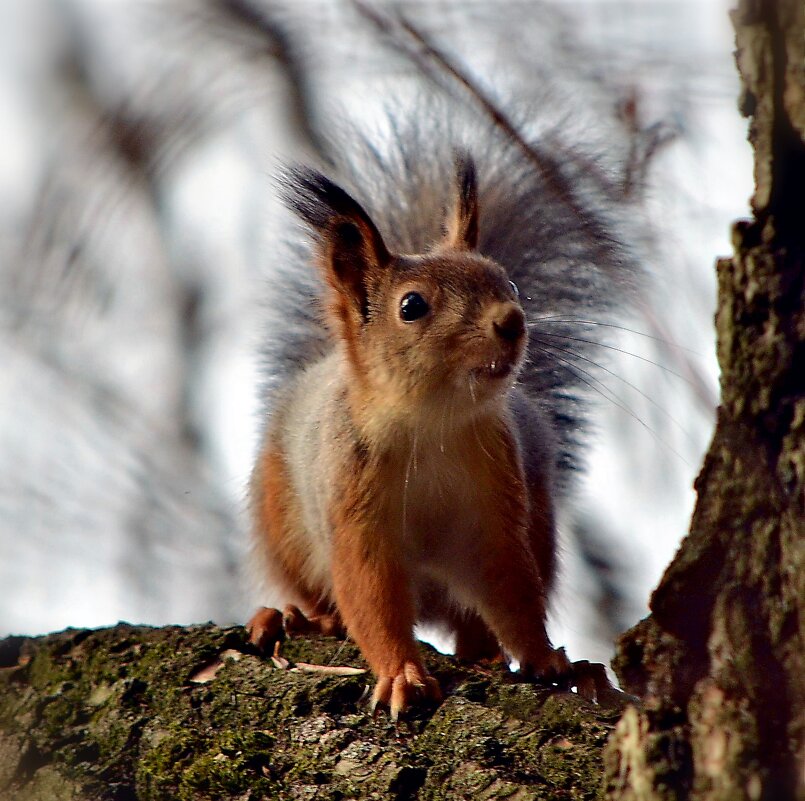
[369,662,441,721]
[369,676,391,718]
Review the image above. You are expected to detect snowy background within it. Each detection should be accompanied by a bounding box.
[0,0,751,669]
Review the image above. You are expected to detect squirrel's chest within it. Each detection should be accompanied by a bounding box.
[376,436,518,557]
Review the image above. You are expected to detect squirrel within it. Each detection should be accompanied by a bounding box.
[247,109,636,718]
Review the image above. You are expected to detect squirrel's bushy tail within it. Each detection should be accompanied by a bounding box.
[261,98,639,480]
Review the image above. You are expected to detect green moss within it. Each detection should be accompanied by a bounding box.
[137,727,276,801]
[1,625,620,800]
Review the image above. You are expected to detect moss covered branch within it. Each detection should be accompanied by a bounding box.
[1,624,628,800]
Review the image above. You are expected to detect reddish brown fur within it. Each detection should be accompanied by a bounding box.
[252,444,323,613]
[327,441,423,680]
[451,420,558,672]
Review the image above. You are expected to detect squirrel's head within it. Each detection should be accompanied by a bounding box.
[284,153,526,428]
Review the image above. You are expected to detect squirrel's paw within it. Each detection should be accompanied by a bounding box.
[521,646,572,681]
[283,604,345,638]
[369,662,441,721]
[246,606,284,654]
[570,660,636,706]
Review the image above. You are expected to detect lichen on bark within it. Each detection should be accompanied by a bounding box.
[1,624,627,800]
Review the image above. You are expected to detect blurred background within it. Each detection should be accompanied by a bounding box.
[0,0,751,669]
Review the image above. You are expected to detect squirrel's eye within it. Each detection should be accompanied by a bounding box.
[509,280,520,298]
[399,291,430,322]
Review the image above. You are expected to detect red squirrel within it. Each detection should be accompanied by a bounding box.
[248,121,635,717]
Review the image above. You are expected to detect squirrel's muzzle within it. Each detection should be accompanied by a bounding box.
[470,302,527,384]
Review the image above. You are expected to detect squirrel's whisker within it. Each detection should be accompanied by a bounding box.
[531,336,698,446]
[528,330,700,386]
[530,343,691,466]
[528,317,702,355]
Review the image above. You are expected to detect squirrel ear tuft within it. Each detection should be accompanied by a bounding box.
[443,151,479,251]
[282,167,390,324]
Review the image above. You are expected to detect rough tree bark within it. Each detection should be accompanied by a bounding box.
[604,1,805,800]
[0,625,626,800]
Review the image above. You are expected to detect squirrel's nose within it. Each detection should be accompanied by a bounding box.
[493,306,526,343]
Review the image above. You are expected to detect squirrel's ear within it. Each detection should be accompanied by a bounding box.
[443,151,479,251]
[282,168,390,324]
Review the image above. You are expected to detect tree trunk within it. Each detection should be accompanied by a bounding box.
[604,1,805,799]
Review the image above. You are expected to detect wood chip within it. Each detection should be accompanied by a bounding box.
[189,649,244,683]
[292,663,366,676]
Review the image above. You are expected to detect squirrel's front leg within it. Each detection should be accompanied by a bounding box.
[459,495,571,680]
[331,515,440,720]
